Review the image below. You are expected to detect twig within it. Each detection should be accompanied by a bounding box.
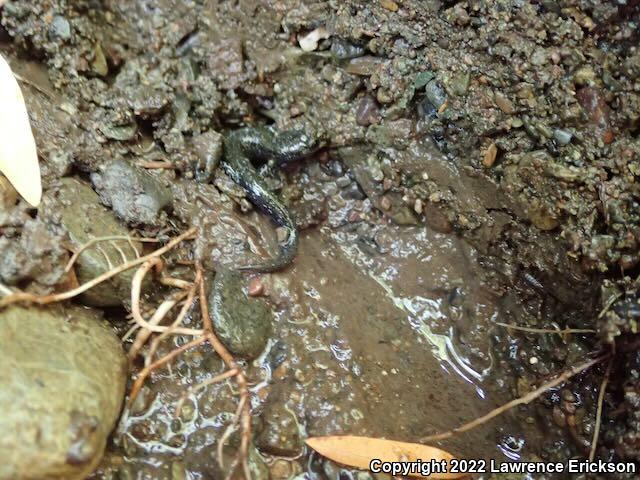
[158,276,193,289]
[420,354,609,443]
[137,160,176,169]
[0,228,197,308]
[495,322,595,335]
[589,359,612,462]
[64,235,159,273]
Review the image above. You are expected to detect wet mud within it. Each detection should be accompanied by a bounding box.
[1,0,640,479]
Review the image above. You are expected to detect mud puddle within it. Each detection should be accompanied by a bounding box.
[94,219,541,479]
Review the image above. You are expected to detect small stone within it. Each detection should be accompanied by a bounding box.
[553,128,573,145]
[380,0,399,11]
[49,15,71,41]
[425,79,447,109]
[91,159,172,226]
[573,66,596,86]
[414,198,423,214]
[336,175,351,188]
[424,203,453,233]
[248,276,264,297]
[355,95,381,126]
[91,42,109,77]
[380,196,392,211]
[494,92,515,114]
[298,26,330,52]
[209,270,273,359]
[483,142,498,168]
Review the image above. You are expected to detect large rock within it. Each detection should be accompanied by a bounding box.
[0,305,127,480]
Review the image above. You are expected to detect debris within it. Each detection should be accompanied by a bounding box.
[0,54,41,207]
[298,27,330,52]
[305,436,461,479]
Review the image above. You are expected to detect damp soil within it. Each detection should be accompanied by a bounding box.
[1,0,640,479]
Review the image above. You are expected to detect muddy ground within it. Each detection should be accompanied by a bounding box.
[1,0,640,479]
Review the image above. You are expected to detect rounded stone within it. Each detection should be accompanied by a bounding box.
[0,305,127,480]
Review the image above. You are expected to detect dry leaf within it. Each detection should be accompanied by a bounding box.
[0,53,42,206]
[306,435,466,479]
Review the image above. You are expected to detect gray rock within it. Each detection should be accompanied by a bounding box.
[208,269,272,359]
[0,305,127,480]
[91,159,172,226]
[49,15,71,41]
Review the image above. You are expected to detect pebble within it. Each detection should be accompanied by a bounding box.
[380,0,399,12]
[209,269,273,359]
[298,26,329,52]
[483,142,498,167]
[49,15,71,41]
[248,276,265,297]
[91,159,172,226]
[336,175,352,188]
[494,92,515,114]
[553,128,573,145]
[425,79,447,109]
[355,95,381,126]
[380,196,392,211]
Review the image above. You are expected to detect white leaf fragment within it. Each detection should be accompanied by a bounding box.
[298,26,330,52]
[0,53,42,207]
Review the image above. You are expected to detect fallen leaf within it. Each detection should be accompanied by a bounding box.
[306,435,466,479]
[0,53,42,206]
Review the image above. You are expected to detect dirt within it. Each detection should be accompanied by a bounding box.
[1,0,640,479]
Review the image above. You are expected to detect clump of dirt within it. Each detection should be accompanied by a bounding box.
[1,0,640,478]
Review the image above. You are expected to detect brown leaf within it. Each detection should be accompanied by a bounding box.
[305,435,466,479]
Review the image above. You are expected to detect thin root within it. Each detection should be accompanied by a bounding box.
[0,228,196,308]
[420,354,609,443]
[589,359,612,462]
[64,235,160,273]
[495,322,595,335]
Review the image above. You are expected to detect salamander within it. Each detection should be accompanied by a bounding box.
[219,126,320,272]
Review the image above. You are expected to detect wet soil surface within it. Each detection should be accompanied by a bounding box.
[2,0,640,478]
